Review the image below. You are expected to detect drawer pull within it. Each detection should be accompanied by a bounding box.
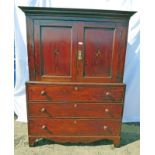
[41,125,47,130]
[105,91,115,101]
[105,108,109,112]
[105,92,110,96]
[73,120,77,124]
[40,90,46,96]
[74,104,77,107]
[103,125,108,130]
[40,108,52,117]
[41,125,52,134]
[103,125,112,134]
[74,86,79,91]
[105,109,113,117]
[40,108,46,113]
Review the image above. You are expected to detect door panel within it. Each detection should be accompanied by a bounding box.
[41,26,71,76]
[76,22,126,83]
[34,20,77,81]
[84,27,114,77]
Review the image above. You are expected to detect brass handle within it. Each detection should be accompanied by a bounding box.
[78,50,83,60]
[103,125,112,134]
[74,104,77,107]
[105,108,113,117]
[105,92,110,96]
[40,108,52,117]
[41,125,52,134]
[40,108,46,113]
[41,125,47,130]
[103,125,108,130]
[40,90,46,96]
[105,108,109,112]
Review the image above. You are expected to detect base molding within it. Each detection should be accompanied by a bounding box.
[29,135,121,147]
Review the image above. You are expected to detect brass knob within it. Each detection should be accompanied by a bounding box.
[40,90,46,96]
[40,108,46,113]
[105,108,109,112]
[74,86,79,91]
[105,92,110,96]
[41,125,52,134]
[73,120,77,124]
[103,125,108,130]
[74,104,77,107]
[41,125,47,130]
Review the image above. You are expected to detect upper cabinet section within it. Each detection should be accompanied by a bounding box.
[20,7,135,83]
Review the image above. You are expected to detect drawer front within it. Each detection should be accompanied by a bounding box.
[27,84,125,102]
[29,118,121,136]
[28,103,123,119]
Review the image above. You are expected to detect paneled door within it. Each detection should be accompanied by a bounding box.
[33,20,127,83]
[76,22,127,83]
[33,20,77,81]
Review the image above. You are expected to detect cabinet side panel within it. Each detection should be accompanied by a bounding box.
[26,17,35,80]
[116,26,129,82]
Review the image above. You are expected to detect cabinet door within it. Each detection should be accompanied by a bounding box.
[33,20,77,81]
[77,22,128,83]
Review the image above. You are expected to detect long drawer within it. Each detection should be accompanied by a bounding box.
[29,118,121,136]
[28,103,123,119]
[26,82,125,103]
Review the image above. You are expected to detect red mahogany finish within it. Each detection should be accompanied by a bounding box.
[27,83,125,103]
[29,118,121,136]
[20,6,135,147]
[28,103,123,119]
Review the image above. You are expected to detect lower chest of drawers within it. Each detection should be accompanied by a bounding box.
[26,82,125,147]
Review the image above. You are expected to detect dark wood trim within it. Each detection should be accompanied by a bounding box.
[19,6,136,19]
[28,135,121,147]
[26,81,126,86]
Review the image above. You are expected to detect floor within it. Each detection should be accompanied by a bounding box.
[14,121,140,155]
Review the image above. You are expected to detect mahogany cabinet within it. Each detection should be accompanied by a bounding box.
[20,6,135,147]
